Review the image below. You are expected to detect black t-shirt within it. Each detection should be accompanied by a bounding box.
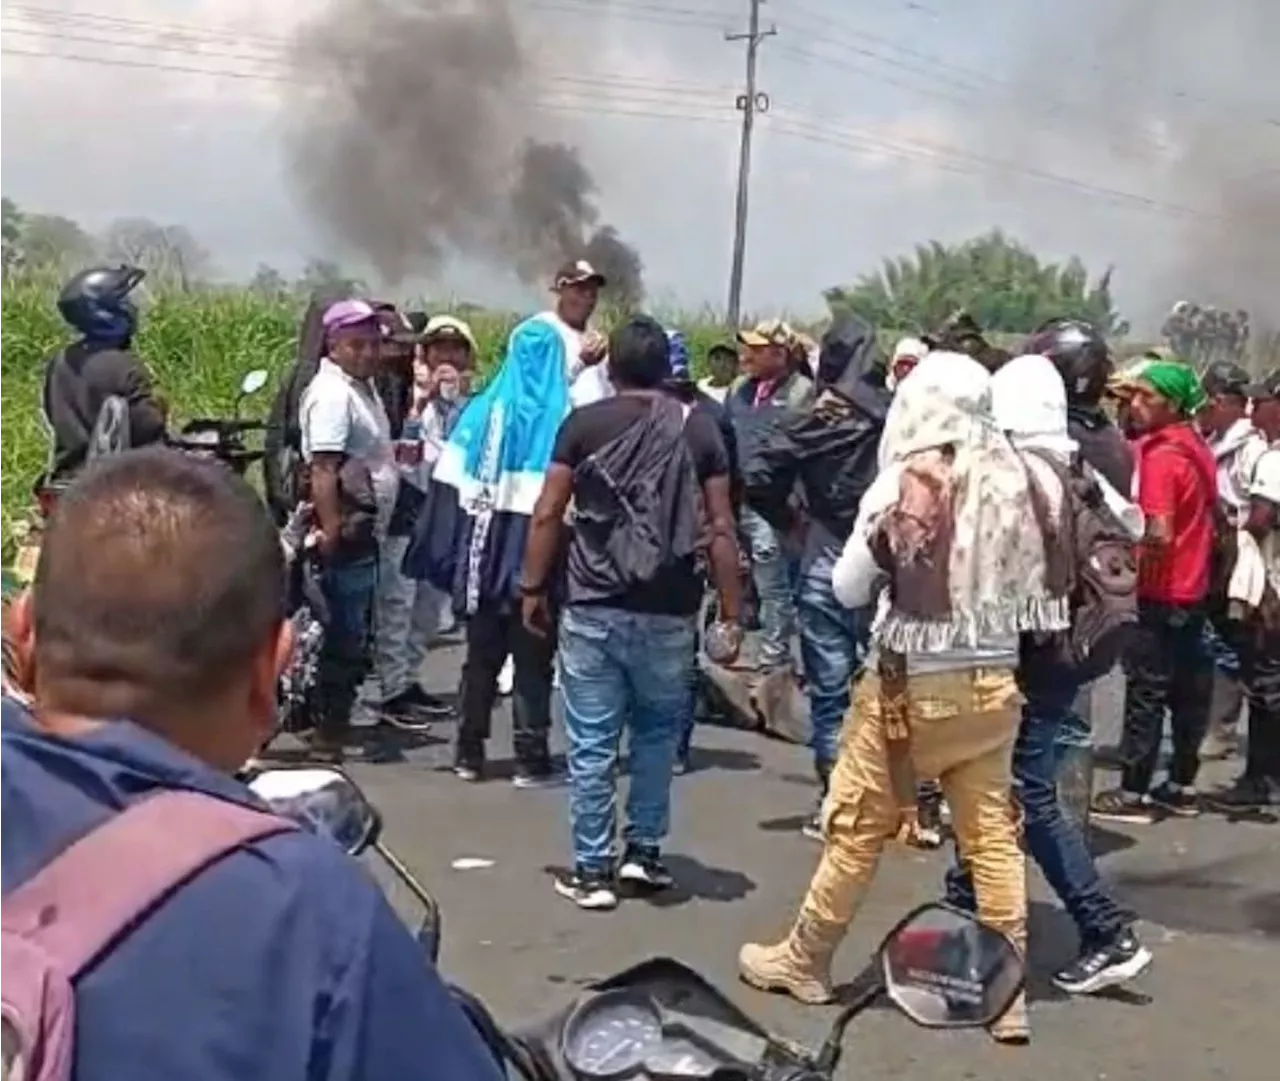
[552,393,730,615]
[43,342,168,481]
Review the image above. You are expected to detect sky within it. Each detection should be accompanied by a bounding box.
[3,0,1277,334]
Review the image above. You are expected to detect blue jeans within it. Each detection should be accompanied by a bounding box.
[797,544,871,771]
[946,679,1130,947]
[740,507,796,670]
[317,556,378,735]
[558,605,696,871]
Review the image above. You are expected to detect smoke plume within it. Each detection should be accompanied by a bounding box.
[283,0,644,302]
[1000,0,1279,343]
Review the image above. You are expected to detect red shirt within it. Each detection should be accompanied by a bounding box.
[1133,424,1218,604]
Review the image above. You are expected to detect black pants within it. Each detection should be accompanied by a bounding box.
[1241,629,1280,783]
[1119,601,1213,793]
[457,600,555,765]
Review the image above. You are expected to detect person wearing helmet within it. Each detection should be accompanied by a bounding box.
[1021,318,1132,494]
[43,265,166,481]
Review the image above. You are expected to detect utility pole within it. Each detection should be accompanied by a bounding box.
[725,0,775,328]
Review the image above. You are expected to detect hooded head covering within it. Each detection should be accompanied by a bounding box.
[871,352,1070,653]
[991,353,1078,460]
[816,313,880,391]
[1136,360,1207,417]
[432,314,570,518]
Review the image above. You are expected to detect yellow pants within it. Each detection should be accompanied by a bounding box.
[800,666,1027,953]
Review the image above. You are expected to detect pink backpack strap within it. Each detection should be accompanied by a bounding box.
[2,790,296,979]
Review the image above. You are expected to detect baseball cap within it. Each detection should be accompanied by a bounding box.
[1105,354,1157,398]
[1201,360,1251,398]
[737,318,795,348]
[322,298,379,333]
[422,314,478,355]
[553,259,606,290]
[1245,368,1280,401]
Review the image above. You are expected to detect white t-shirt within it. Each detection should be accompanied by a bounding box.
[300,357,400,538]
[540,310,614,408]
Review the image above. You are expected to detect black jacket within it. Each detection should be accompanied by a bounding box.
[1067,404,1133,495]
[742,314,890,563]
[42,341,167,481]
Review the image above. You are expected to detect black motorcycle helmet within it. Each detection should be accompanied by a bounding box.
[57,265,146,345]
[1021,318,1112,406]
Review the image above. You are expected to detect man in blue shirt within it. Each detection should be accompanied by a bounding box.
[1,448,505,1081]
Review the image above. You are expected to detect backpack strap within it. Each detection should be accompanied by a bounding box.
[1,791,296,980]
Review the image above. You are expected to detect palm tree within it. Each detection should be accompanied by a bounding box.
[825,231,1128,336]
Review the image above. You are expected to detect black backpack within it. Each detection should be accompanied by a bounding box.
[263,290,347,525]
[565,397,703,603]
[1026,449,1139,684]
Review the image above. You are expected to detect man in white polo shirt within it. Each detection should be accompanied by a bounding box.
[300,298,400,761]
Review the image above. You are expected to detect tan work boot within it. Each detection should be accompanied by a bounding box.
[988,990,1030,1045]
[738,912,842,1005]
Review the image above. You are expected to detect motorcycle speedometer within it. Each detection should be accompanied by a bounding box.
[561,989,664,1080]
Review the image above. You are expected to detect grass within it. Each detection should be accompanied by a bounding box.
[0,282,740,546]
[1,279,1176,552]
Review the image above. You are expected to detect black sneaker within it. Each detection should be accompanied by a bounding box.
[1205,775,1280,811]
[1150,781,1200,818]
[554,867,619,910]
[453,745,485,782]
[1053,928,1153,995]
[378,691,436,733]
[513,759,562,789]
[1091,788,1158,824]
[618,846,674,891]
[401,685,456,717]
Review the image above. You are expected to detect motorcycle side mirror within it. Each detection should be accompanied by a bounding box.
[246,767,380,856]
[878,903,1024,1029]
[240,369,270,397]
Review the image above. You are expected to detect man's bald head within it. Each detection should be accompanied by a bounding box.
[31,449,286,726]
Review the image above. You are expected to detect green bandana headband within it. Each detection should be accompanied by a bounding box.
[1137,360,1207,416]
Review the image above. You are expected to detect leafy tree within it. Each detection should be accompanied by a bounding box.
[102,217,211,289]
[825,230,1129,337]
[295,258,365,298]
[21,213,98,273]
[248,263,289,299]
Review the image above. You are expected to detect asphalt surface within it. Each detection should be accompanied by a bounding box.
[337,639,1278,1081]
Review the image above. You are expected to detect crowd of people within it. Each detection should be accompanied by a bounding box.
[3,257,1279,1073]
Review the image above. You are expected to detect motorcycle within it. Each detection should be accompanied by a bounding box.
[7,369,272,587]
[167,367,271,476]
[244,766,1026,1081]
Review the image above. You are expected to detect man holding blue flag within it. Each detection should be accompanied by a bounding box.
[404,261,611,786]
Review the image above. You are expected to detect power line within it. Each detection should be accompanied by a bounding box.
[724,0,776,328]
[778,0,1280,129]
[767,111,1217,222]
[0,25,734,101]
[2,27,1226,225]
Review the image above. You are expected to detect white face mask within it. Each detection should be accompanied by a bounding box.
[438,382,460,403]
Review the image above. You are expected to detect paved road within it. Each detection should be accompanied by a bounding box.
[341,640,1277,1081]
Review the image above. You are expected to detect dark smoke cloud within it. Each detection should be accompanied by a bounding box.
[999,0,1280,346]
[283,0,644,303]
